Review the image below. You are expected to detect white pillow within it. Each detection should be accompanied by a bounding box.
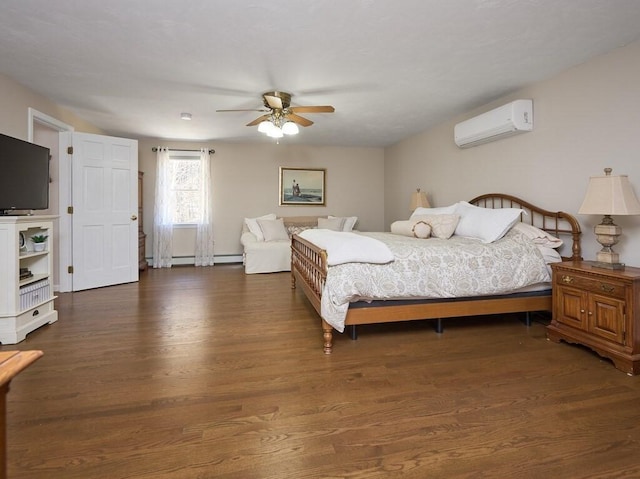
[454,201,524,243]
[410,204,457,219]
[511,223,563,249]
[318,217,346,231]
[257,218,289,242]
[244,213,276,241]
[329,215,358,231]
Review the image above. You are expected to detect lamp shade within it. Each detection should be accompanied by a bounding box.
[578,168,640,215]
[410,188,430,211]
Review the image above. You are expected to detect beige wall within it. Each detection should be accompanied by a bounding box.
[0,73,106,288]
[138,139,385,260]
[385,39,640,267]
[0,72,385,264]
[0,73,103,140]
[6,37,640,268]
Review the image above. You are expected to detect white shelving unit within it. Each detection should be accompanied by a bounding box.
[0,216,58,344]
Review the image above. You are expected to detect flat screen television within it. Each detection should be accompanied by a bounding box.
[0,133,50,214]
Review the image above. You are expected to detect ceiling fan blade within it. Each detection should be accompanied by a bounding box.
[216,108,269,112]
[246,114,270,127]
[286,113,314,127]
[290,106,335,113]
[263,94,283,109]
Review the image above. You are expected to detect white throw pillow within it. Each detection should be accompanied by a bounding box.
[454,202,524,243]
[318,217,346,231]
[244,213,277,241]
[410,204,457,219]
[257,218,289,242]
[329,215,358,231]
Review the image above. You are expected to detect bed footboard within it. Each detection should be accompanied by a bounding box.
[291,234,334,353]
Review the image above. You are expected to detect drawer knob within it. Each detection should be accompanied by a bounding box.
[600,284,615,293]
[561,275,574,284]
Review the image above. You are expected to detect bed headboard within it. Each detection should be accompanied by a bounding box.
[469,193,582,262]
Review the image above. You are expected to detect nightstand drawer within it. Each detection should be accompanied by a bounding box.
[555,273,626,300]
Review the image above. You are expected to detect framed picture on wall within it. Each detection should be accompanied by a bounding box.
[279,167,326,206]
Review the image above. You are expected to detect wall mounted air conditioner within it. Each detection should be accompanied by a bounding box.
[454,99,533,148]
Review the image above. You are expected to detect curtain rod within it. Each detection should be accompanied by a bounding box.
[152,147,215,154]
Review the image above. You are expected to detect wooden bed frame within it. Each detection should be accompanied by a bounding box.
[291,193,583,354]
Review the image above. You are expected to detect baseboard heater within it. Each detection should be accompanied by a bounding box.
[146,254,243,266]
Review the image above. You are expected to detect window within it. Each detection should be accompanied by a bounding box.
[169,152,203,224]
[153,147,214,268]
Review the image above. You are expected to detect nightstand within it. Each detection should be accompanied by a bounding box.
[547,261,640,375]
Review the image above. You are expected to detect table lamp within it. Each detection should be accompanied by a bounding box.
[578,167,640,269]
[410,188,430,211]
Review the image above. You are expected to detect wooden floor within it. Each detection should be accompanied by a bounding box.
[2,265,640,478]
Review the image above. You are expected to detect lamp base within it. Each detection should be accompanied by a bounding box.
[592,218,624,270]
[591,261,626,270]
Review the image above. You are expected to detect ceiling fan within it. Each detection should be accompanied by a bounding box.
[216,91,335,137]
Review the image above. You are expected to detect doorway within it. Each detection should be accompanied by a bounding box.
[29,109,139,292]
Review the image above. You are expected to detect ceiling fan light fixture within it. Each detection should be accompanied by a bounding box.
[282,121,299,135]
[267,126,283,138]
[258,120,272,133]
[220,91,335,138]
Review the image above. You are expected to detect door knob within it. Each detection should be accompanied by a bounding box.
[131,215,138,221]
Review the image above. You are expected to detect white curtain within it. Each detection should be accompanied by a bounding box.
[152,147,174,268]
[195,148,215,266]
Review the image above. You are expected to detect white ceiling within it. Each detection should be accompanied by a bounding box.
[2,0,640,148]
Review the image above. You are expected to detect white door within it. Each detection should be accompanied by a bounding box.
[70,132,138,291]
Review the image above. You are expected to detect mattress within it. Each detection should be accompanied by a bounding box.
[319,229,553,331]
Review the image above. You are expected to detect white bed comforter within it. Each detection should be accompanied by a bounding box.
[319,229,551,332]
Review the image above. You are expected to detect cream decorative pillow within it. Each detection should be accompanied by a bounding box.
[244,213,277,241]
[454,202,524,243]
[257,218,289,242]
[318,217,346,231]
[411,221,431,239]
[390,220,432,239]
[329,215,358,231]
[410,214,460,239]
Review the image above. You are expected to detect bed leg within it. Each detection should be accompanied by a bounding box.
[322,320,333,354]
[435,318,443,334]
[524,312,531,327]
[347,325,358,340]
[291,271,296,289]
